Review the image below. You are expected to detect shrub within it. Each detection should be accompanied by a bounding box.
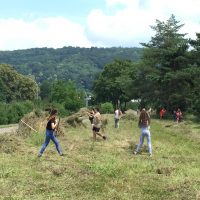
[100,102,113,114]
[0,104,8,124]
[126,101,139,110]
[0,101,34,125]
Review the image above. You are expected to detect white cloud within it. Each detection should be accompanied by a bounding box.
[0,17,92,50]
[0,0,200,50]
[85,0,200,47]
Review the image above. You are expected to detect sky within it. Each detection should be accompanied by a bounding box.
[0,0,200,50]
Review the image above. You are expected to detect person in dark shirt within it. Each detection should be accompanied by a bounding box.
[134,108,152,157]
[38,109,63,157]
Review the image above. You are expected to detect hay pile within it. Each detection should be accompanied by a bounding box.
[64,108,89,128]
[18,110,67,137]
[17,110,48,136]
[64,108,109,130]
[0,134,23,154]
[17,108,109,137]
[122,109,138,120]
[18,108,91,136]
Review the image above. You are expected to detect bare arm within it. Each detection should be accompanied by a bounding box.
[51,120,58,130]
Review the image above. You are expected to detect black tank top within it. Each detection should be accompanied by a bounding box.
[46,118,55,130]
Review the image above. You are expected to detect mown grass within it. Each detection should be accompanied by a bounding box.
[0,116,200,200]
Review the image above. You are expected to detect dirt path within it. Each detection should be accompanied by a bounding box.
[0,124,18,135]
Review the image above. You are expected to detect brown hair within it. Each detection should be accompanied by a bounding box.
[138,108,150,127]
[48,109,57,120]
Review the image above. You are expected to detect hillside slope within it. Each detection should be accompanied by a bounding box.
[0,47,143,89]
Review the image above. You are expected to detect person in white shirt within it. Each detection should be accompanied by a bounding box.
[114,108,122,128]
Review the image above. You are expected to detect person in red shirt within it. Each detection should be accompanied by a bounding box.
[159,108,166,119]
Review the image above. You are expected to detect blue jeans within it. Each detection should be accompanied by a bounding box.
[39,129,62,155]
[136,127,152,155]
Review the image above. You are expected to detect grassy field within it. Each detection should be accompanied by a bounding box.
[1,114,200,200]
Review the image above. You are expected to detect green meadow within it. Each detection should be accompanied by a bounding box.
[1,115,200,200]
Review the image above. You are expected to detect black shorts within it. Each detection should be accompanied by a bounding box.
[93,126,100,132]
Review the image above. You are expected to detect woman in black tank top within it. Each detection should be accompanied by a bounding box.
[38,109,63,157]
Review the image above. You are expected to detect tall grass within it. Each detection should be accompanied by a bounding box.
[0,116,200,199]
[27,131,45,146]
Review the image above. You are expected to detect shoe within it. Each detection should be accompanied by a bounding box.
[134,151,137,155]
[38,153,42,157]
[60,153,64,156]
[149,154,152,157]
[102,135,107,140]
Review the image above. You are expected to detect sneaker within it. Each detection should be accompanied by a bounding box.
[60,153,64,156]
[149,154,152,158]
[102,135,107,140]
[38,153,42,157]
[134,151,137,155]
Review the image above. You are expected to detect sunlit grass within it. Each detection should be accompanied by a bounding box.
[1,116,200,199]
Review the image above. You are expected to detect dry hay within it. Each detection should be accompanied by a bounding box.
[0,134,27,154]
[64,108,109,130]
[18,110,65,137]
[17,108,89,137]
[17,107,110,137]
[101,115,109,132]
[64,107,91,128]
[122,109,138,120]
[17,110,48,137]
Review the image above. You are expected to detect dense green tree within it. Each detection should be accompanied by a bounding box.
[51,81,84,112]
[138,15,190,110]
[188,33,200,114]
[93,60,134,107]
[189,33,200,65]
[0,78,7,101]
[40,80,53,101]
[0,64,38,102]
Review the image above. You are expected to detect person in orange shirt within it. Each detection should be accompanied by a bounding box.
[159,108,166,119]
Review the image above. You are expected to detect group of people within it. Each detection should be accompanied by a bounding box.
[38,106,152,158]
[38,105,185,158]
[160,107,183,123]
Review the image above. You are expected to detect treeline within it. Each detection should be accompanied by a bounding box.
[0,46,143,89]
[1,14,200,124]
[0,64,86,124]
[93,15,200,115]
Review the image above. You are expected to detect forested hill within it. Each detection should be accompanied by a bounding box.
[0,47,143,89]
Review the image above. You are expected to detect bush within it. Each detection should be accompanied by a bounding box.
[100,102,113,114]
[0,101,34,125]
[51,102,69,117]
[0,104,8,124]
[126,101,139,110]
